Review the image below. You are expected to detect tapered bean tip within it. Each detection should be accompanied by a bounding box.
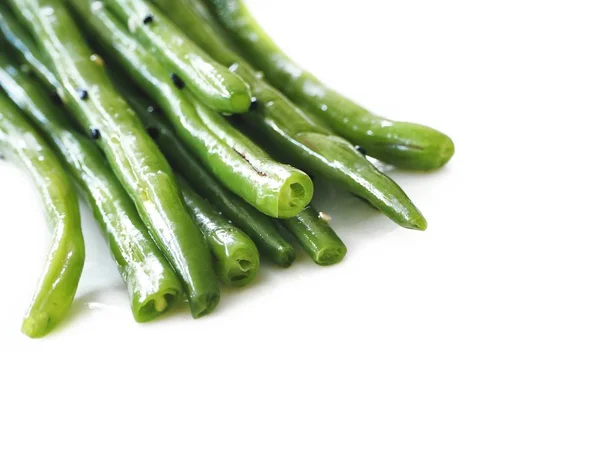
[277,246,297,268]
[407,214,428,231]
[21,312,52,338]
[437,134,455,168]
[229,92,252,113]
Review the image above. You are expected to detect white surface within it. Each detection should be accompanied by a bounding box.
[1,0,599,448]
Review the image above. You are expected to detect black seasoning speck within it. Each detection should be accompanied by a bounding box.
[77,88,88,100]
[228,113,242,125]
[50,91,63,105]
[146,126,159,139]
[143,14,154,24]
[89,128,101,140]
[249,97,258,110]
[170,73,185,89]
[355,145,367,156]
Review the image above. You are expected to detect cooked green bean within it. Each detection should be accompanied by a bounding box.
[205,0,454,171]
[149,0,427,230]
[0,4,62,97]
[121,87,297,267]
[0,91,85,338]
[0,51,184,322]
[10,0,219,318]
[102,0,251,114]
[68,0,314,219]
[282,207,347,266]
[179,178,260,287]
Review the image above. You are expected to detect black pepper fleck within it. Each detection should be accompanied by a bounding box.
[77,88,89,100]
[50,91,63,105]
[146,126,159,139]
[170,73,185,89]
[143,14,154,24]
[89,128,101,140]
[249,97,258,110]
[355,145,367,156]
[228,113,243,125]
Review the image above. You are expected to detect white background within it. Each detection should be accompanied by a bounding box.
[1,0,599,448]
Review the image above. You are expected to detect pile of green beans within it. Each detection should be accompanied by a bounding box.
[0,0,453,338]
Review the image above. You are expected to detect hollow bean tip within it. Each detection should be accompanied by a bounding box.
[408,214,428,231]
[21,312,52,338]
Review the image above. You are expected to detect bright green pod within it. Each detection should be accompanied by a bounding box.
[179,178,260,287]
[0,51,184,323]
[205,0,454,171]
[0,91,85,338]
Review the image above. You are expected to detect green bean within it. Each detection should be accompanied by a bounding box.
[205,0,454,171]
[0,92,85,338]
[149,0,427,230]
[281,207,347,266]
[99,0,250,113]
[68,0,314,219]
[0,51,184,322]
[0,4,62,98]
[179,178,260,287]
[10,0,219,318]
[121,86,297,268]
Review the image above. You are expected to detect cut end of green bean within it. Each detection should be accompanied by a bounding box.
[135,290,179,323]
[276,172,314,218]
[223,248,259,287]
[21,312,52,339]
[190,292,220,319]
[315,247,347,266]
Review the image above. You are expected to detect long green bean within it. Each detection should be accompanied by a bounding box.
[0,91,85,338]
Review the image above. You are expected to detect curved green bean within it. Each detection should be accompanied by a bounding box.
[148,0,427,230]
[206,0,454,171]
[0,92,85,338]
[68,0,313,219]
[0,52,184,322]
[10,0,219,318]
[179,178,260,287]
[102,0,251,114]
[122,87,297,268]
[282,207,347,266]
